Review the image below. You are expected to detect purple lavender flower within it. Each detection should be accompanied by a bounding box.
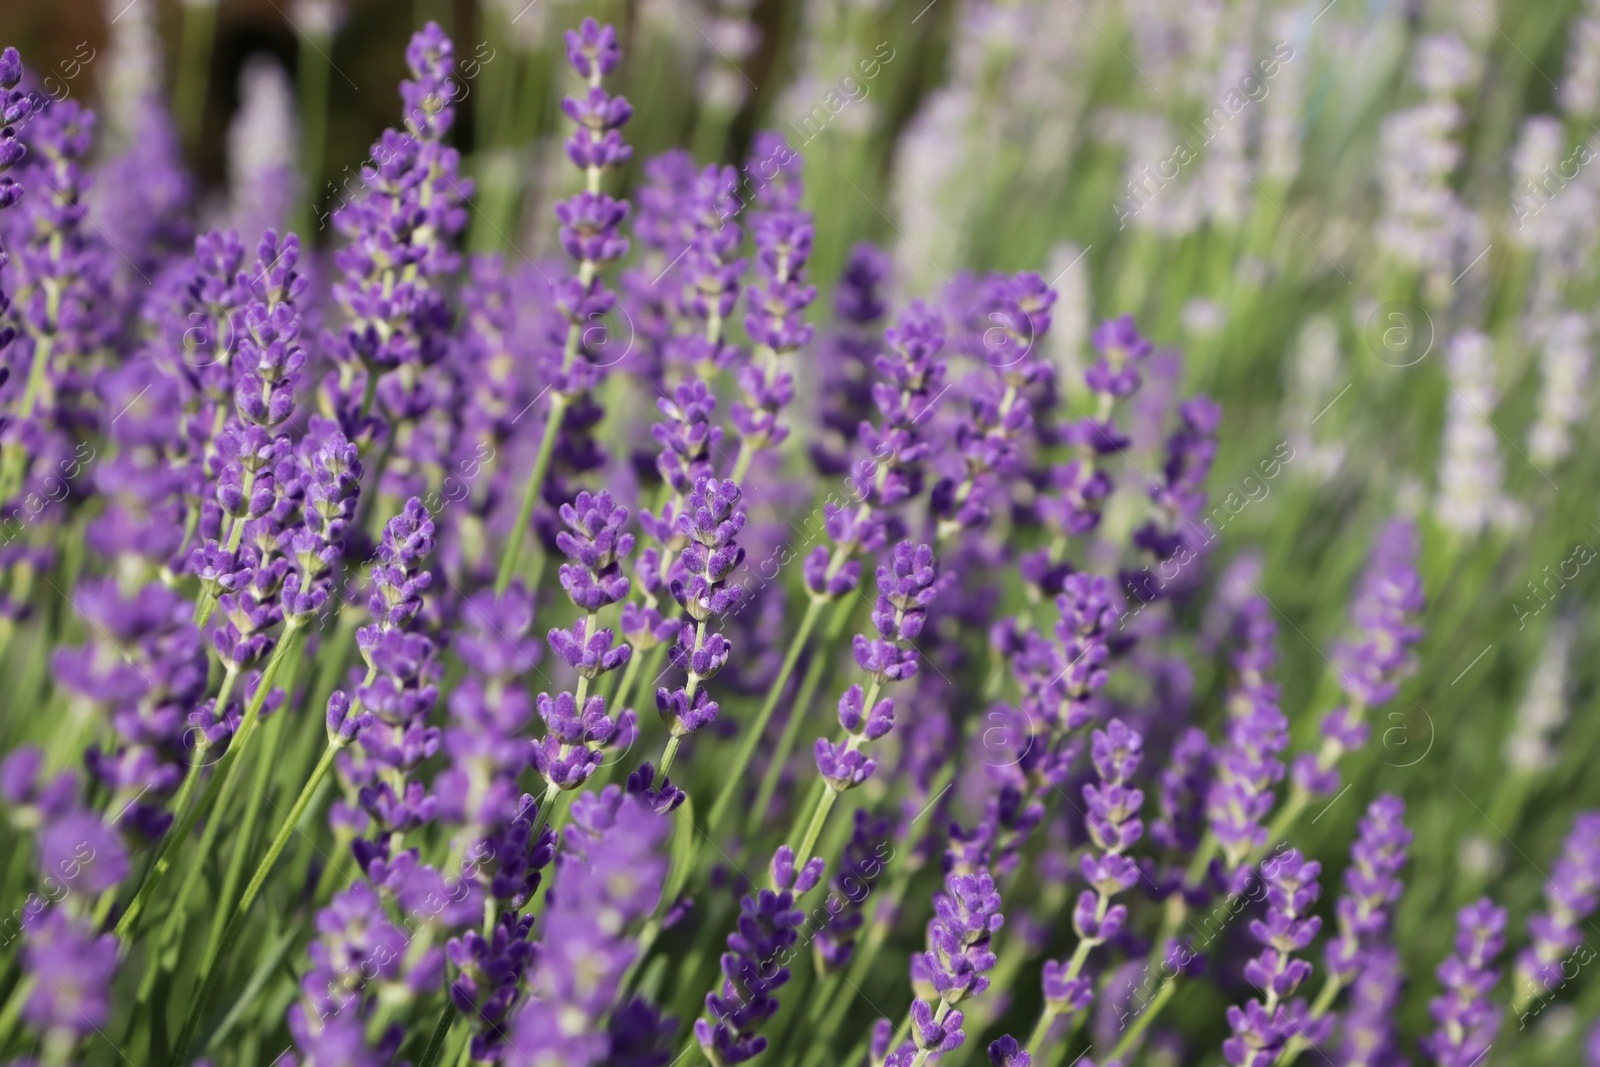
[932,272,1057,540]
[20,908,119,1042]
[1339,945,1405,1067]
[812,243,891,476]
[813,809,892,972]
[1515,810,1600,998]
[655,477,746,750]
[988,1036,1033,1067]
[0,46,30,361]
[322,22,470,440]
[1422,899,1506,1067]
[803,304,949,604]
[504,790,670,1067]
[1041,719,1145,1016]
[1326,796,1412,986]
[895,864,1003,1065]
[1295,520,1426,796]
[57,580,209,842]
[732,133,814,472]
[1206,599,1289,881]
[1126,395,1222,589]
[557,489,635,613]
[1223,848,1328,1066]
[815,542,939,791]
[696,845,826,1066]
[1,93,114,519]
[664,163,745,374]
[540,18,632,402]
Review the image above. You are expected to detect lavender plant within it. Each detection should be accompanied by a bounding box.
[0,4,1594,1067]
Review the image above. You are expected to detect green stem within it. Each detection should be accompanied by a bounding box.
[297,28,333,238]
[1275,973,1343,1066]
[1108,975,1175,1062]
[0,975,36,1049]
[656,735,683,785]
[169,737,345,1065]
[789,786,839,874]
[200,666,294,975]
[0,335,55,505]
[745,601,848,838]
[147,648,297,986]
[173,0,218,145]
[418,1003,458,1067]
[112,663,245,940]
[496,395,567,593]
[706,597,825,836]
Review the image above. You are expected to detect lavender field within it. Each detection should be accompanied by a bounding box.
[0,1,1593,1065]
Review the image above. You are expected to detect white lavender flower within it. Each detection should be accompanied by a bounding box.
[1510,116,1568,250]
[1200,42,1255,227]
[1259,14,1307,186]
[1283,315,1345,483]
[1415,33,1478,96]
[290,0,344,38]
[227,57,301,245]
[1504,618,1574,773]
[1375,100,1465,276]
[1561,0,1600,121]
[100,0,163,152]
[1527,313,1591,464]
[1436,331,1521,536]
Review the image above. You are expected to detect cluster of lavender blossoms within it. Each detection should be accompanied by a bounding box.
[0,13,1591,1067]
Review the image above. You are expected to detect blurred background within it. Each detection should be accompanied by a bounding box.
[3,0,1600,1060]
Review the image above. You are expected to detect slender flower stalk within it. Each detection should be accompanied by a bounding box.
[1030,720,1145,1047]
[707,302,947,838]
[497,18,633,592]
[790,541,938,872]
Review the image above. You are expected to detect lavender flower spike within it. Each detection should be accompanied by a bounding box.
[647,476,745,790]
[1040,719,1145,1019]
[1422,899,1507,1067]
[1514,810,1600,1005]
[1326,796,1412,988]
[1294,519,1425,799]
[894,865,1004,1066]
[696,845,826,1066]
[1222,848,1329,1066]
[497,17,633,592]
